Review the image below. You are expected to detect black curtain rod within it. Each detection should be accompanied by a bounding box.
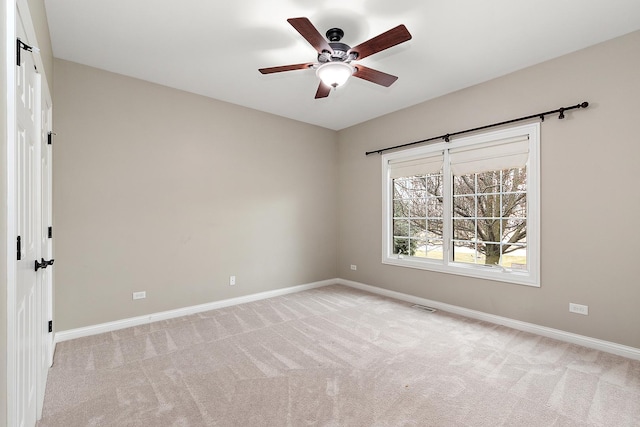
[365,101,589,156]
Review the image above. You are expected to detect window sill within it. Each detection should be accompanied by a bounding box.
[382,256,540,287]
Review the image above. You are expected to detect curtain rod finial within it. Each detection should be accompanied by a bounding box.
[580,101,589,108]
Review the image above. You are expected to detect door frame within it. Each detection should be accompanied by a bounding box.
[5,0,53,424]
[5,0,18,423]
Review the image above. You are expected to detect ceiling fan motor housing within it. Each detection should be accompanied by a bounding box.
[319,42,351,63]
[317,28,352,63]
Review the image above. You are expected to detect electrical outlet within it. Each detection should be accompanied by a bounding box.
[350,264,357,271]
[229,275,236,286]
[569,303,588,315]
[132,291,146,300]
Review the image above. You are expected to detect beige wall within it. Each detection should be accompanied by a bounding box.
[337,31,640,349]
[53,59,338,330]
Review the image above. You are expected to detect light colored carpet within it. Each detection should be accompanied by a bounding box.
[38,285,640,426]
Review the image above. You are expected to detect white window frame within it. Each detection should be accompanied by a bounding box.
[382,123,540,287]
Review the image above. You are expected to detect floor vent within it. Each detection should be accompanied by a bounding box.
[412,304,437,313]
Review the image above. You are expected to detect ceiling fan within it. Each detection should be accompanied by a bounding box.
[259,17,412,99]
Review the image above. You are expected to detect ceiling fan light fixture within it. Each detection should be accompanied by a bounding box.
[259,18,411,98]
[316,62,354,88]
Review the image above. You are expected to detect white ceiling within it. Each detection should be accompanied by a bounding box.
[44,0,640,131]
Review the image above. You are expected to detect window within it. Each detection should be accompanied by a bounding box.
[382,123,539,286]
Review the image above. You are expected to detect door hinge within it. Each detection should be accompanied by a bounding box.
[17,236,21,260]
[48,320,53,333]
[16,38,37,67]
[48,226,53,239]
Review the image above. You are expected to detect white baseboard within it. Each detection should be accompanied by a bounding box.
[54,279,335,343]
[55,277,640,361]
[337,278,640,361]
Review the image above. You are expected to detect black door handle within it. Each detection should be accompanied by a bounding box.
[34,258,55,272]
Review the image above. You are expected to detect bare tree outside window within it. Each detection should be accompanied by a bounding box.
[392,167,527,268]
[452,167,527,267]
[393,174,443,259]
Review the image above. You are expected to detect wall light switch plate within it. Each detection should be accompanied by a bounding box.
[133,291,146,300]
[569,303,588,315]
[350,265,357,271]
[229,275,236,286]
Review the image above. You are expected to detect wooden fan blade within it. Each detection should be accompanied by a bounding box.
[259,63,315,74]
[348,25,412,60]
[315,82,331,99]
[353,65,398,87]
[287,17,333,54]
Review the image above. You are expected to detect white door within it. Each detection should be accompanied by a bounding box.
[16,9,42,427]
[37,95,54,417]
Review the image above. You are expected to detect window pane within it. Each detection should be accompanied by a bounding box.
[393,238,409,255]
[427,198,443,217]
[393,219,409,237]
[477,194,501,218]
[393,200,410,218]
[452,241,483,264]
[427,175,443,196]
[393,178,405,199]
[477,218,501,244]
[393,178,416,199]
[502,167,527,192]
[502,218,526,243]
[410,199,427,217]
[413,240,428,258]
[453,195,475,218]
[483,242,501,265]
[452,219,475,240]
[477,171,501,193]
[502,244,527,270]
[409,219,426,237]
[453,175,475,195]
[426,240,443,260]
[427,219,443,238]
[408,177,427,198]
[502,193,526,217]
